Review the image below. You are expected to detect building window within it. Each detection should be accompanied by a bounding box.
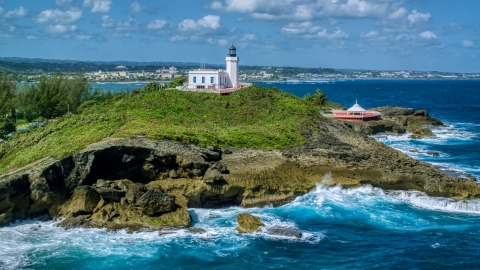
[193,76,196,83]
[202,77,205,83]
[211,77,214,83]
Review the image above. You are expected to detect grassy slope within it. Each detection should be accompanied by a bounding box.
[0,85,321,173]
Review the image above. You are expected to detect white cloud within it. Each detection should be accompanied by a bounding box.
[9,25,15,32]
[198,15,221,29]
[84,0,112,13]
[281,22,321,35]
[46,24,77,34]
[242,34,256,41]
[146,19,167,30]
[0,33,12,38]
[207,37,229,46]
[210,1,223,10]
[419,31,436,40]
[281,22,347,40]
[211,0,394,21]
[442,23,462,35]
[388,7,407,20]
[462,40,474,48]
[218,39,228,46]
[26,35,39,40]
[170,35,187,42]
[179,15,221,32]
[0,7,4,15]
[361,31,379,39]
[35,9,82,24]
[4,6,28,18]
[311,28,349,40]
[100,16,139,33]
[55,0,72,6]
[115,17,138,31]
[407,10,431,27]
[76,34,92,40]
[101,15,114,27]
[129,1,143,13]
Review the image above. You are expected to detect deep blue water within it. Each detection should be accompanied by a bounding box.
[1,80,480,270]
[257,80,480,179]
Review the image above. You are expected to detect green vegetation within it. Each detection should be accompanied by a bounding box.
[0,85,321,173]
[15,73,117,121]
[322,101,344,109]
[0,73,17,138]
[303,89,344,111]
[166,76,188,88]
[0,118,15,140]
[0,72,121,125]
[304,89,327,106]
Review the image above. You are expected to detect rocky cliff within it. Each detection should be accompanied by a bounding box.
[1,114,479,230]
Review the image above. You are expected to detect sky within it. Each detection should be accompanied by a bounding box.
[0,0,479,73]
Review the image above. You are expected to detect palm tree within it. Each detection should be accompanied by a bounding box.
[303,89,327,106]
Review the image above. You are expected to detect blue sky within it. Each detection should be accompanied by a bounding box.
[0,0,479,72]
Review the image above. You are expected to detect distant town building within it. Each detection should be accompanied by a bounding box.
[188,45,240,90]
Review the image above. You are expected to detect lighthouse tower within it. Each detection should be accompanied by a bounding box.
[226,45,239,88]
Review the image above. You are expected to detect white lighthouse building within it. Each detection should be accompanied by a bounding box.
[188,45,240,90]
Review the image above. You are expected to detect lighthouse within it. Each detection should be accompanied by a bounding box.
[226,45,239,88]
[188,45,241,90]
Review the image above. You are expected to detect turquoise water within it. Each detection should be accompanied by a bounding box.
[1,80,480,269]
[90,82,150,93]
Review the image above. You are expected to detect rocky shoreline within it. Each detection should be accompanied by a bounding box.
[1,106,479,230]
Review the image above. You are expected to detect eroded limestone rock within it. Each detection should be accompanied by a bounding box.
[409,128,435,139]
[265,226,302,238]
[235,213,264,233]
[59,186,100,217]
[137,189,176,216]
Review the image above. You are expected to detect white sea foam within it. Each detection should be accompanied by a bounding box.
[371,123,480,179]
[372,124,478,144]
[189,207,323,243]
[303,184,480,215]
[391,190,480,214]
[2,184,480,269]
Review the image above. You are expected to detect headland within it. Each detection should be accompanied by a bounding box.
[1,85,478,231]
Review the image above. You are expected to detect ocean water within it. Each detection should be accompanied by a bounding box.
[257,80,480,180]
[2,80,480,269]
[90,82,150,93]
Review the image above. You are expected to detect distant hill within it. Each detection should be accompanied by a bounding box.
[0,57,224,73]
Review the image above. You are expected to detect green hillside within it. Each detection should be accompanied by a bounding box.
[0,85,322,173]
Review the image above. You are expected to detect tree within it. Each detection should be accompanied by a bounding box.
[16,72,93,120]
[0,73,16,119]
[167,76,188,88]
[304,89,327,106]
[0,118,16,139]
[143,82,160,92]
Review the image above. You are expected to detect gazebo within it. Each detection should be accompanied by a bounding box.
[326,101,381,122]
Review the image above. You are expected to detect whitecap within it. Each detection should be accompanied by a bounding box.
[390,190,480,214]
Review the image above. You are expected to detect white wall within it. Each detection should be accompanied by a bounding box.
[188,70,227,89]
[226,57,239,88]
